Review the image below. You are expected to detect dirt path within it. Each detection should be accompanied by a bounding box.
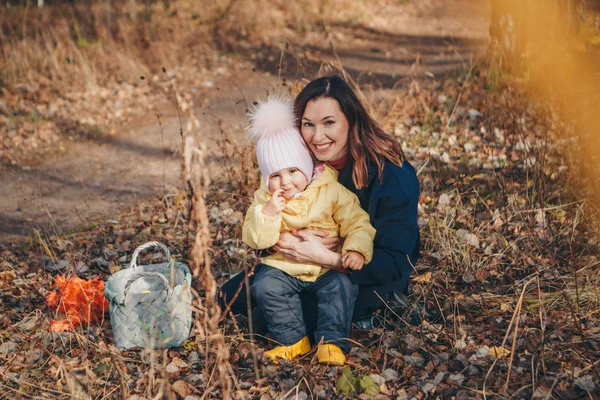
[0,0,490,244]
[251,0,490,86]
[0,70,272,244]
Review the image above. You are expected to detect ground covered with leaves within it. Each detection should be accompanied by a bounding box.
[2,58,600,399]
[2,0,600,398]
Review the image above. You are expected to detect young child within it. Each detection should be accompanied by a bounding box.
[242,96,376,365]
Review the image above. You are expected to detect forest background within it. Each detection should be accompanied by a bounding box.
[1,0,600,398]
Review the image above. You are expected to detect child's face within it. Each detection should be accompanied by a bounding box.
[268,167,309,199]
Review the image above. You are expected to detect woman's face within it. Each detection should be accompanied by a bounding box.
[300,97,350,162]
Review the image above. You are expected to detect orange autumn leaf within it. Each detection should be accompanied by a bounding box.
[413,272,432,283]
[46,291,59,307]
[46,275,109,332]
[54,275,68,287]
[49,320,75,332]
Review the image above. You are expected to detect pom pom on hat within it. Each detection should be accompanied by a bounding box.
[247,96,297,142]
[247,96,314,188]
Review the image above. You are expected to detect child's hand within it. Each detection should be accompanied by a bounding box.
[342,251,365,270]
[262,189,286,217]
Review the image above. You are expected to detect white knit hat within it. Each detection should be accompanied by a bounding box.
[247,96,314,188]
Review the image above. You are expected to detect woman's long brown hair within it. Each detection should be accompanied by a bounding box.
[294,75,405,189]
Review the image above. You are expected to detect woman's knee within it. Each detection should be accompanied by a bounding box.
[219,275,238,302]
[219,271,252,314]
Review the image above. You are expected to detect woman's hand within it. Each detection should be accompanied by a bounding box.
[274,230,342,268]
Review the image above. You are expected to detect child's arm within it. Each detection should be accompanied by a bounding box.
[242,189,284,249]
[332,185,376,267]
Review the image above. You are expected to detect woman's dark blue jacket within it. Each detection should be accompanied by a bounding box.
[218,158,421,322]
[337,159,420,317]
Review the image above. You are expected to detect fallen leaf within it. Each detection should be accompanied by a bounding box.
[500,303,511,312]
[381,368,400,381]
[16,313,40,331]
[456,229,480,248]
[359,375,379,396]
[0,270,17,283]
[475,269,489,281]
[170,357,188,369]
[413,272,432,283]
[172,380,191,397]
[0,341,17,354]
[489,346,510,359]
[336,366,357,396]
[165,363,179,374]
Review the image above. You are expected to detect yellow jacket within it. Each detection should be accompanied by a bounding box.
[242,164,376,282]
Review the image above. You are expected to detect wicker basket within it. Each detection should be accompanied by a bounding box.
[105,242,192,349]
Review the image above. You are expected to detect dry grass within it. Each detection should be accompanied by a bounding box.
[1,3,191,88]
[0,0,370,93]
[180,90,234,396]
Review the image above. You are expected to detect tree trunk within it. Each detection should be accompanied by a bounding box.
[489,0,525,60]
[579,0,600,27]
[489,0,588,67]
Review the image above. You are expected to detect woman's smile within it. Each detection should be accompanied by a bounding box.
[314,142,333,152]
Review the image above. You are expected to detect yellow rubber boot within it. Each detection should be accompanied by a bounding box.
[264,336,311,363]
[317,344,346,365]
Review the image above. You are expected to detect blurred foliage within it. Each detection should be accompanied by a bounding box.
[489,0,600,208]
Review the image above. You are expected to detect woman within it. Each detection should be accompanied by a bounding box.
[220,75,420,333]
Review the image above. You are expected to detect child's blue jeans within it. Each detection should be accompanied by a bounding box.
[251,264,357,353]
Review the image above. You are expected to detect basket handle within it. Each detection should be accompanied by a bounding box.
[129,241,171,269]
[123,271,172,303]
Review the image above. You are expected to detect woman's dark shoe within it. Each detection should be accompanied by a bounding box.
[352,293,442,330]
[389,292,442,325]
[352,315,385,330]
